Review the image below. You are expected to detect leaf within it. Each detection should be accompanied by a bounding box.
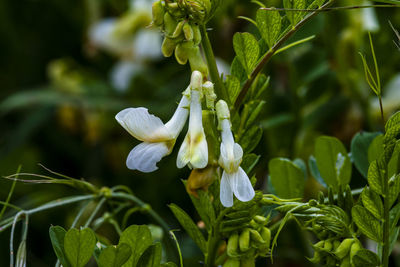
[241,153,260,174]
[293,158,307,179]
[136,243,162,267]
[367,160,385,196]
[169,204,207,253]
[388,142,400,178]
[386,111,400,132]
[269,158,305,198]
[256,8,281,48]
[388,174,400,208]
[351,132,381,178]
[186,186,215,231]
[315,136,352,191]
[308,0,326,9]
[352,249,380,267]
[283,0,306,26]
[225,75,241,104]
[244,100,266,129]
[233,32,260,75]
[361,187,383,220]
[64,228,97,267]
[119,225,153,267]
[352,205,382,242]
[238,125,263,153]
[49,226,71,267]
[308,155,326,187]
[98,243,132,267]
[230,57,247,83]
[368,134,384,163]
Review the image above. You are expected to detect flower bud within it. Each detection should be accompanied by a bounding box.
[309,251,322,263]
[172,20,185,38]
[260,227,271,247]
[349,241,362,264]
[323,240,333,252]
[162,37,177,57]
[253,215,267,225]
[223,257,240,267]
[203,81,216,109]
[249,229,265,244]
[335,238,354,259]
[239,228,251,252]
[227,233,239,257]
[216,100,230,122]
[188,46,208,76]
[152,1,164,26]
[340,255,351,267]
[175,42,192,64]
[183,23,194,41]
[192,24,202,45]
[163,12,178,36]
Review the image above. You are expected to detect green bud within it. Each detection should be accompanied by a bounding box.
[260,227,271,248]
[340,255,351,267]
[183,23,194,41]
[172,20,185,38]
[309,251,322,264]
[313,240,325,250]
[335,238,354,259]
[152,1,164,26]
[249,229,265,244]
[203,81,216,110]
[349,241,362,263]
[253,215,267,225]
[163,12,178,36]
[324,240,333,252]
[192,24,202,45]
[161,37,177,57]
[175,42,189,64]
[223,258,240,267]
[227,233,239,257]
[249,220,258,229]
[188,46,208,76]
[239,229,251,252]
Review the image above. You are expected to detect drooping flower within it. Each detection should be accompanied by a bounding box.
[177,71,208,169]
[116,89,190,172]
[216,100,255,207]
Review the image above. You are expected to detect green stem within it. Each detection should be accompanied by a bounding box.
[205,209,229,267]
[234,0,335,111]
[200,24,230,104]
[84,198,106,228]
[379,95,385,126]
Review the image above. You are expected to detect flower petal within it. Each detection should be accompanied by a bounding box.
[219,142,243,173]
[126,142,171,172]
[189,133,208,169]
[116,107,172,142]
[220,171,234,207]
[176,134,190,169]
[231,167,255,202]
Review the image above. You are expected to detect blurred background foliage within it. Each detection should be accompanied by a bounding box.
[0,0,399,265]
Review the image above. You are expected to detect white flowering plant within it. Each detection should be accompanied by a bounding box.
[1,0,400,266]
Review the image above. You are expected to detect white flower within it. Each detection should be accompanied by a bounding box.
[216,100,255,207]
[116,92,190,172]
[177,71,208,169]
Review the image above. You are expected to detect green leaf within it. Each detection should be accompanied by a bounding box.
[64,228,97,267]
[169,204,207,253]
[241,153,260,174]
[386,111,400,132]
[256,8,281,48]
[352,249,380,267]
[308,155,326,187]
[389,174,400,208]
[351,132,381,178]
[233,32,260,76]
[361,187,383,220]
[244,100,266,129]
[269,158,305,198]
[225,75,241,104]
[238,125,263,153]
[352,205,382,242]
[49,226,71,267]
[388,142,400,178]
[367,160,385,196]
[315,136,352,191]
[98,243,132,267]
[119,225,153,267]
[230,57,247,83]
[283,0,306,26]
[368,134,384,163]
[186,187,215,231]
[308,0,326,9]
[136,243,162,267]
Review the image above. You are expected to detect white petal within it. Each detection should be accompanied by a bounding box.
[176,134,190,169]
[190,134,208,169]
[231,167,255,202]
[220,171,234,207]
[219,142,243,173]
[116,108,172,142]
[165,94,190,138]
[126,142,170,172]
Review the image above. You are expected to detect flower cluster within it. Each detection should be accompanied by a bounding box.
[116,71,255,207]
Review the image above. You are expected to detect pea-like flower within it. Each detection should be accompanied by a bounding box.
[177,71,208,169]
[116,90,190,172]
[216,100,255,207]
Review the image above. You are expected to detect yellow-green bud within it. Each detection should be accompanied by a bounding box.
[309,251,322,264]
[260,227,271,247]
[175,42,190,64]
[335,238,354,260]
[227,233,239,257]
[340,255,351,267]
[152,1,164,26]
[249,229,265,244]
[192,24,202,45]
[239,229,251,252]
[324,240,333,252]
[172,20,185,38]
[223,258,240,267]
[161,37,177,57]
[203,81,216,109]
[254,215,267,225]
[163,12,178,36]
[188,46,208,76]
[350,241,362,264]
[313,240,325,249]
[183,23,194,41]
